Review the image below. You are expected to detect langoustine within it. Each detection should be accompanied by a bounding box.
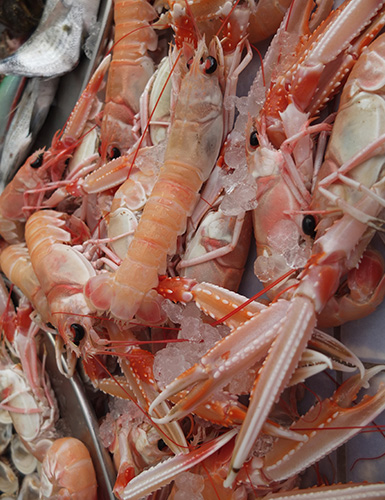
[85,39,224,322]
[100,0,158,161]
[2,0,384,493]
[0,277,98,499]
[145,0,385,489]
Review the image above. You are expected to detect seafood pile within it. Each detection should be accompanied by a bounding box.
[1,0,385,498]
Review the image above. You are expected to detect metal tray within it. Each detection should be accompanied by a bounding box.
[43,333,116,500]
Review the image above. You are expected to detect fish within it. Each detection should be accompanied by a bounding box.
[0,76,59,189]
[0,0,100,78]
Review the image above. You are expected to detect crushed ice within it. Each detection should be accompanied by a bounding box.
[99,398,145,448]
[217,97,259,217]
[267,219,311,268]
[83,21,101,59]
[154,302,227,388]
[173,472,205,500]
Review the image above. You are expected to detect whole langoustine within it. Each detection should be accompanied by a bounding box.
[85,39,224,322]
[100,0,158,161]
[23,209,99,373]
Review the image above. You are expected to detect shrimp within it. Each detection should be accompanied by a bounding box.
[145,1,385,487]
[0,310,60,464]
[0,243,50,322]
[246,0,385,292]
[23,209,99,372]
[160,0,252,135]
[100,0,158,161]
[40,437,97,500]
[177,145,253,291]
[85,39,224,322]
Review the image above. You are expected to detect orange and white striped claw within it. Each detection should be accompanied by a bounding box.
[263,483,385,499]
[148,298,291,424]
[157,277,267,327]
[93,332,188,457]
[158,278,364,375]
[231,366,385,488]
[118,429,237,500]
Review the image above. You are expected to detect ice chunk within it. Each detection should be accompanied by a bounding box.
[267,219,311,268]
[173,471,204,500]
[223,133,246,173]
[99,413,116,448]
[154,305,227,388]
[254,254,287,283]
[162,299,185,324]
[109,398,143,423]
[153,345,191,388]
[220,183,258,216]
[83,21,101,59]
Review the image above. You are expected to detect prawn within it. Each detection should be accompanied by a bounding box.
[23,209,99,373]
[40,437,98,500]
[100,0,158,161]
[85,39,224,322]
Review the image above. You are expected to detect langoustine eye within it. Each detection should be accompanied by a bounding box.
[30,152,44,168]
[70,323,85,346]
[302,214,317,238]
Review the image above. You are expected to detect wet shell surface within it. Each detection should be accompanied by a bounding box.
[10,435,37,475]
[0,457,18,495]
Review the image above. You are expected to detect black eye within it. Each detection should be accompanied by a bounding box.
[249,131,259,148]
[186,57,193,70]
[70,323,85,346]
[109,147,121,160]
[30,152,44,168]
[204,56,217,74]
[302,214,317,238]
[157,439,167,451]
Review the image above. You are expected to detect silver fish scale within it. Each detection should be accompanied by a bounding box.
[0,77,59,190]
[0,0,84,78]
